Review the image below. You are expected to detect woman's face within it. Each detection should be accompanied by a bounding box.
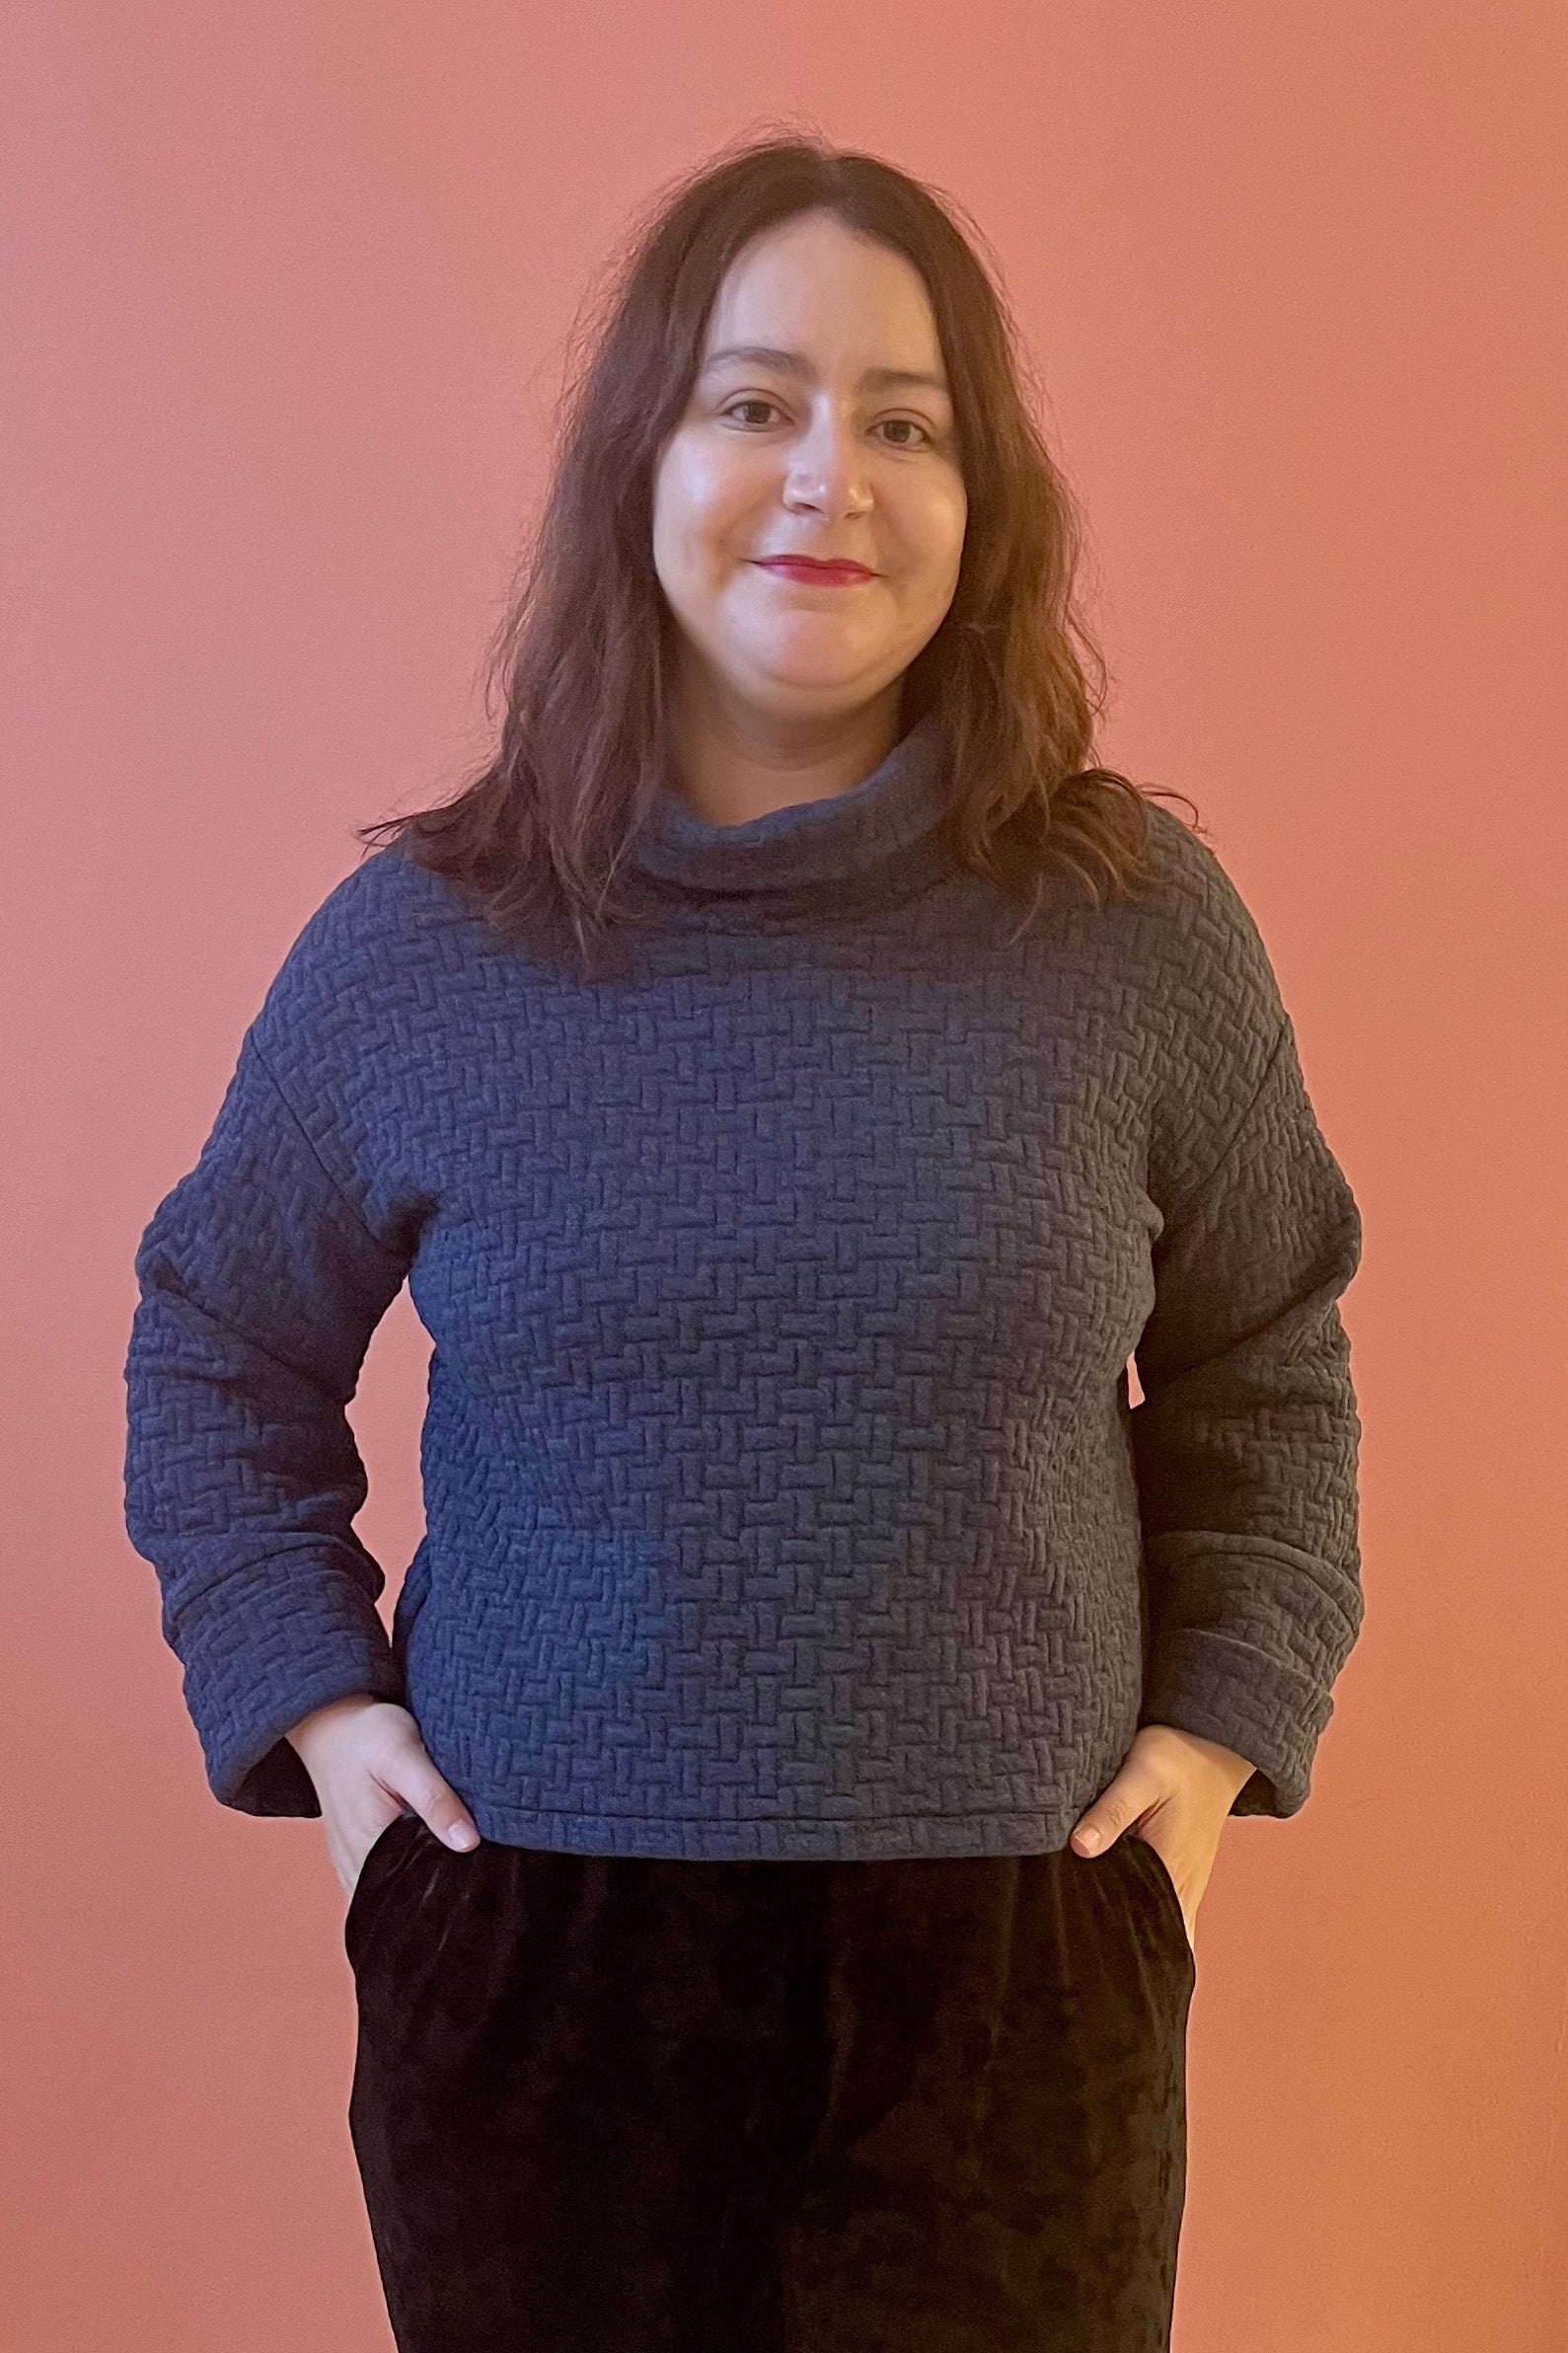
[651,209,968,733]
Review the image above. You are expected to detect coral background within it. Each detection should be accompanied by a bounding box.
[5,2,1564,2344]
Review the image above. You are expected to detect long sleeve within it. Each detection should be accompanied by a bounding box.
[1130,1002,1365,1818]
[122,1025,415,1817]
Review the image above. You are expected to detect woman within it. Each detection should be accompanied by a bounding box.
[122,135,1364,2353]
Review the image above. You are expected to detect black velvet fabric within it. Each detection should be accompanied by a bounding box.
[345,1814,1195,2351]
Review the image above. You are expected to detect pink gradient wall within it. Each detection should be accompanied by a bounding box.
[5,3,1564,2346]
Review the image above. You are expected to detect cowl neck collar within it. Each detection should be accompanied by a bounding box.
[625,707,955,898]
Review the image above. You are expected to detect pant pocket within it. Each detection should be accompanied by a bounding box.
[1124,1831,1196,1973]
[343,1809,422,1964]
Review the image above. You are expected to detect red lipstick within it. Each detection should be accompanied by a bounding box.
[754,557,875,585]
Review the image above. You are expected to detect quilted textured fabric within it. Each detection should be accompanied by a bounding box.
[121,707,1365,1858]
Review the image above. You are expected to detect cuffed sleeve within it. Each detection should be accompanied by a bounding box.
[122,1027,415,1817]
[1131,1012,1365,1818]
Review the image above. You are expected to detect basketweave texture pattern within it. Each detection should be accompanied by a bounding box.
[121,711,1365,1859]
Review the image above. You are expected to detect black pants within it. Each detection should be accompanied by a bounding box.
[345,1816,1195,2352]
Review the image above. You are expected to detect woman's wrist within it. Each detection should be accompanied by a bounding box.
[284,1692,384,1764]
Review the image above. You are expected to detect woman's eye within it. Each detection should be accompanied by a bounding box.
[720,399,931,449]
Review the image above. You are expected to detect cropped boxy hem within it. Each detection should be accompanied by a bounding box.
[410,1792,1171,1863]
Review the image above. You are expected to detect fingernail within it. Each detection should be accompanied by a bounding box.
[446,1824,478,1850]
[1077,1827,1102,1854]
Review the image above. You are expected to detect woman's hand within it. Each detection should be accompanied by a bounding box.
[1070,1724,1256,1947]
[284,1696,482,1899]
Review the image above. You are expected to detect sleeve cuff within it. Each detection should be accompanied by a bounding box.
[1138,1627,1336,1819]
[171,1555,407,1817]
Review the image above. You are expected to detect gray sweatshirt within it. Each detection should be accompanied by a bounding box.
[122,707,1364,1857]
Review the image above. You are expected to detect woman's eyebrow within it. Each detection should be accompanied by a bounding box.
[698,344,951,397]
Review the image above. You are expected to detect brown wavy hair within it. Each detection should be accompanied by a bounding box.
[356,125,1201,971]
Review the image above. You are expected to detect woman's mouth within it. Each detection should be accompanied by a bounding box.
[753,559,876,585]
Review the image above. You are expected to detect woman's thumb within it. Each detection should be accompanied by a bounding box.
[1071,1767,1143,1856]
[396,1758,481,1850]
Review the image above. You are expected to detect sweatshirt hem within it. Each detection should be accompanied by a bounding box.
[454,1797,1094,1862]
